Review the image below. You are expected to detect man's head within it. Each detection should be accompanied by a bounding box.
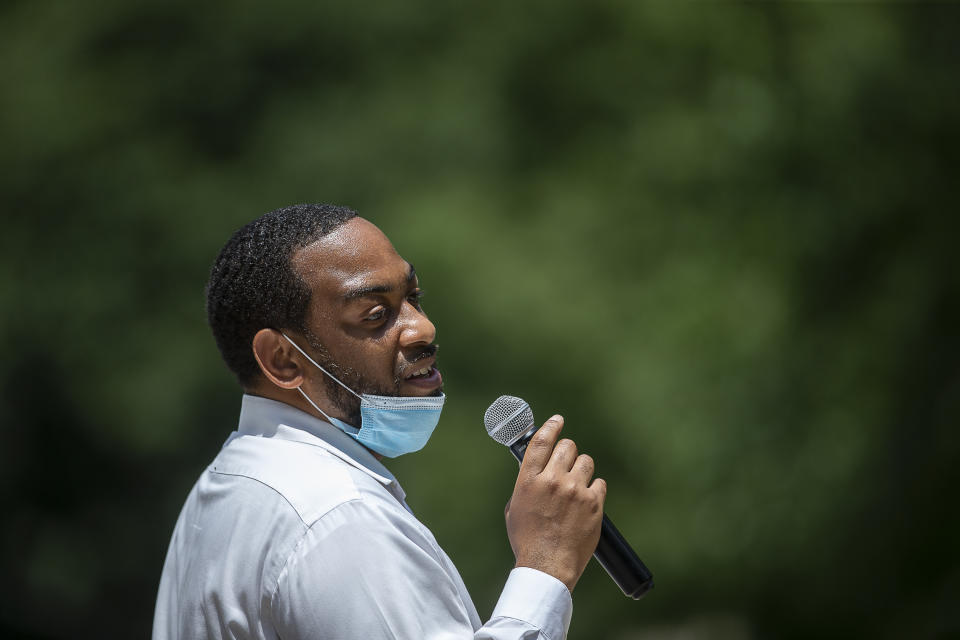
[206,204,441,424]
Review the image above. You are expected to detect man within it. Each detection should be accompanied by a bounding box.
[153,203,607,639]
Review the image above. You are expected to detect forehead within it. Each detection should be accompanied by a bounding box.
[291,216,410,300]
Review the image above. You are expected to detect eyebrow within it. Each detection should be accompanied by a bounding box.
[342,264,417,301]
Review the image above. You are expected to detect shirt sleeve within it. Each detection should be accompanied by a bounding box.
[479,568,572,640]
[270,498,573,640]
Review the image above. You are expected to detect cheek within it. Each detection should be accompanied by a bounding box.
[342,337,400,378]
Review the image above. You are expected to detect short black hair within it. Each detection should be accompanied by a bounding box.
[205,203,358,386]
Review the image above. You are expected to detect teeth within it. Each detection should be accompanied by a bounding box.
[408,367,431,378]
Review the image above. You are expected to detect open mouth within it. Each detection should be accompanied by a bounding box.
[405,366,434,380]
[401,358,442,390]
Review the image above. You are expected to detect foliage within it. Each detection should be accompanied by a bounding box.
[1,2,957,638]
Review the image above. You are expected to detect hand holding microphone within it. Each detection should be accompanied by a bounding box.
[485,396,654,599]
[502,413,607,592]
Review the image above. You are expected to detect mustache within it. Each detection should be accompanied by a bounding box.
[394,345,440,384]
[408,344,439,364]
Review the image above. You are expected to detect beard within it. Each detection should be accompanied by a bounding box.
[304,329,438,425]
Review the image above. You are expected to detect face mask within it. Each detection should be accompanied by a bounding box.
[281,333,445,458]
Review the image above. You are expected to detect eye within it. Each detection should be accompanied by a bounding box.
[366,307,388,322]
[407,289,425,309]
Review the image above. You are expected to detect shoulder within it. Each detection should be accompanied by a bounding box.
[208,434,394,526]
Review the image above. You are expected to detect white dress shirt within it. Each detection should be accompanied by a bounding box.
[153,394,573,639]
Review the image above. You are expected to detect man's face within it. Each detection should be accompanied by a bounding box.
[291,217,442,423]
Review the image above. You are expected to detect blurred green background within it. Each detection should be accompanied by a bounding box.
[2,1,958,638]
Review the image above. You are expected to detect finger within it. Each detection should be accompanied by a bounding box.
[504,497,512,517]
[590,477,608,502]
[545,438,579,474]
[519,415,564,476]
[571,453,595,482]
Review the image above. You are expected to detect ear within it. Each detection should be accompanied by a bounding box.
[251,329,305,390]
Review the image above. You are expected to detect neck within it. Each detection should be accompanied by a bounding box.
[243,382,328,423]
[243,382,383,460]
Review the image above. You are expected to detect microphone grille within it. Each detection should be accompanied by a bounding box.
[484,395,535,446]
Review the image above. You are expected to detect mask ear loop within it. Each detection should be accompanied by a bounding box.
[281,332,363,426]
[294,386,339,425]
[281,333,362,399]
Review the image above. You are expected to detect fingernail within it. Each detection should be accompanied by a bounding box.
[549,414,562,422]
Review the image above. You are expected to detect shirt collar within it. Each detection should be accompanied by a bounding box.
[233,393,399,490]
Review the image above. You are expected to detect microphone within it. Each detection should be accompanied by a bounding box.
[484,395,654,600]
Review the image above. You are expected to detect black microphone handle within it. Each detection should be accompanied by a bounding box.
[510,435,654,599]
[595,513,654,599]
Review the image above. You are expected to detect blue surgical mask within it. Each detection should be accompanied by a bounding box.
[281,333,445,458]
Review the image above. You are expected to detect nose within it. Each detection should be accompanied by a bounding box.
[398,302,436,348]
